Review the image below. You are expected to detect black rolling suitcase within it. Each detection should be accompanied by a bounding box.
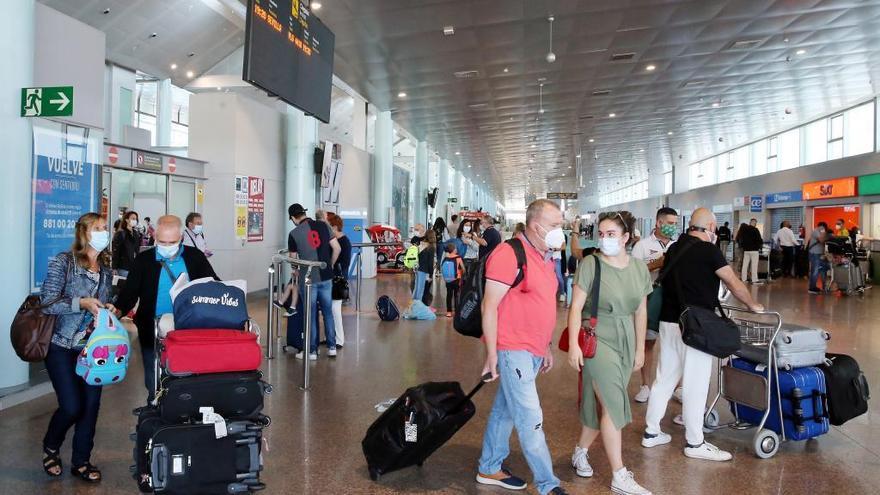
[363,376,488,481]
[821,353,870,425]
[148,420,265,494]
[158,371,271,423]
[132,406,163,492]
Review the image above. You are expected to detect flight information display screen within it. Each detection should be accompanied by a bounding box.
[243,0,335,123]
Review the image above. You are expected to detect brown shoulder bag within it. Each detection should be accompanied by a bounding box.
[10,254,72,361]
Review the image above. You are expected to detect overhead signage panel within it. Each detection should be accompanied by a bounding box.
[21,86,74,117]
[858,173,880,196]
[765,190,803,205]
[802,177,857,200]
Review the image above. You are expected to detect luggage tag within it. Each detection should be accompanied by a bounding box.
[200,407,228,439]
[404,411,418,443]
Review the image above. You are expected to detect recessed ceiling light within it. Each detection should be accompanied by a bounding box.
[667,131,673,135]
[576,154,582,158]
[796,49,806,55]
[468,164,472,168]
[216,86,222,91]
[646,64,656,71]
[712,102,720,108]
[531,144,537,148]
[170,63,177,70]
[186,70,194,78]
[609,113,616,117]
[503,67,510,73]
[455,151,461,155]
[588,138,595,143]
[311,2,322,10]
[397,91,407,98]
[443,26,455,36]
[639,149,644,152]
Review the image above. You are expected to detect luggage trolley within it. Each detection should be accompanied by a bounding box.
[704,306,785,459]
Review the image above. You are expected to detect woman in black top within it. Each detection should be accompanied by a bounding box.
[413,230,436,307]
[326,213,351,348]
[112,210,142,277]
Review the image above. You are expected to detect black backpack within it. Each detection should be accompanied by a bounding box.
[453,239,527,338]
[377,295,400,321]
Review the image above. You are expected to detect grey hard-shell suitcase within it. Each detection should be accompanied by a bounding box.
[833,261,865,294]
[736,323,830,370]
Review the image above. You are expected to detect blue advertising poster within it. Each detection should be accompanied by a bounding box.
[765,190,803,205]
[32,154,96,290]
[749,195,764,212]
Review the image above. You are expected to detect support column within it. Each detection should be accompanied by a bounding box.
[285,106,318,235]
[352,95,367,151]
[372,111,393,224]
[414,141,428,226]
[0,0,35,388]
[437,158,450,220]
[156,78,172,146]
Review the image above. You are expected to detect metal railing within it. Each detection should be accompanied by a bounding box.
[350,242,403,311]
[265,252,326,391]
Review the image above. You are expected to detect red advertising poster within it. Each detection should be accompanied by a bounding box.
[247,176,264,242]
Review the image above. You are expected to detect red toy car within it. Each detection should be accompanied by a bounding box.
[366,224,405,266]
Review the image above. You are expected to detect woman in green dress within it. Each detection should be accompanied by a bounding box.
[566,211,653,495]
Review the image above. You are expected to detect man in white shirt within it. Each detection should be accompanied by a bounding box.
[630,207,679,404]
[182,212,212,257]
[773,220,799,277]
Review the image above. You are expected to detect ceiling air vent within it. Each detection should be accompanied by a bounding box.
[579,114,595,120]
[681,80,706,88]
[591,90,611,96]
[468,102,489,109]
[610,52,636,62]
[453,70,480,79]
[727,39,765,50]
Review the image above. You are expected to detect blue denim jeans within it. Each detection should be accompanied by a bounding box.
[809,252,828,290]
[478,350,560,495]
[286,279,336,353]
[43,344,103,466]
[412,271,428,301]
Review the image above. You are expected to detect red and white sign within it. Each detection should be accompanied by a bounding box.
[168,157,177,173]
[108,146,118,164]
[136,153,144,166]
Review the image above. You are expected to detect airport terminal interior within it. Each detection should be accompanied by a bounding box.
[2,1,880,494]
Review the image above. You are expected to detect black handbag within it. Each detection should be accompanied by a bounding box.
[647,241,696,331]
[673,257,740,358]
[332,276,350,301]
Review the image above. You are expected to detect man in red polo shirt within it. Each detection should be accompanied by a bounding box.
[476,199,568,495]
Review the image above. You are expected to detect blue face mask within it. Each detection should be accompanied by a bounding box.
[192,225,204,235]
[157,244,180,259]
[89,231,110,251]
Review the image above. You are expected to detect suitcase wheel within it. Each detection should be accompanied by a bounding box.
[753,429,779,459]
[249,483,266,492]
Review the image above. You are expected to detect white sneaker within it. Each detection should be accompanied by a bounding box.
[327,348,337,358]
[634,385,651,403]
[611,469,652,495]
[641,432,671,448]
[683,441,733,462]
[672,387,683,403]
[559,294,566,302]
[295,351,318,361]
[673,414,684,426]
[571,446,593,478]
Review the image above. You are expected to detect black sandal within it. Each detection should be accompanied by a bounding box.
[71,462,102,483]
[42,447,62,477]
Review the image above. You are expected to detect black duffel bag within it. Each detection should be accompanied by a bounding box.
[679,303,741,358]
[332,276,349,301]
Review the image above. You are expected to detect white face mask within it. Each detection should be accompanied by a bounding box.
[542,226,566,250]
[128,218,139,228]
[89,231,110,251]
[463,225,472,233]
[708,231,718,244]
[599,236,622,256]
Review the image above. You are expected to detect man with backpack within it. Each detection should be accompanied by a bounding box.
[476,199,568,495]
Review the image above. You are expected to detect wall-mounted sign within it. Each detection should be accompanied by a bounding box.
[168,157,177,173]
[107,146,119,165]
[247,177,264,242]
[802,177,857,200]
[765,190,803,205]
[733,196,747,208]
[712,204,733,213]
[858,173,880,196]
[135,150,163,171]
[750,195,763,212]
[234,176,248,240]
[547,192,578,200]
[21,86,74,117]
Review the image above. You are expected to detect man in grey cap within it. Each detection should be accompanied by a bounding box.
[284,203,341,360]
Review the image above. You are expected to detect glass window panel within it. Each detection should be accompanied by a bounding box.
[751,139,767,175]
[845,101,875,156]
[664,172,673,194]
[171,85,191,125]
[804,120,826,165]
[767,136,778,157]
[689,163,699,189]
[170,122,188,147]
[828,139,843,160]
[135,81,157,116]
[829,114,843,140]
[716,153,731,183]
[778,128,799,170]
[731,146,750,179]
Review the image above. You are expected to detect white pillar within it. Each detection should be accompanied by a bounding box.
[156,78,172,146]
[0,0,34,388]
[351,95,367,151]
[414,141,428,225]
[285,106,318,234]
[438,158,450,220]
[372,111,393,224]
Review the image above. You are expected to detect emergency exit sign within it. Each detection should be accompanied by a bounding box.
[21,86,74,117]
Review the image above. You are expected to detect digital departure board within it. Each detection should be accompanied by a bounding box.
[243,0,335,123]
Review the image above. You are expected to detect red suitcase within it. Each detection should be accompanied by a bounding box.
[160,329,261,376]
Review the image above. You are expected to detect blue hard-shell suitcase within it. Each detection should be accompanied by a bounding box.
[730,358,829,441]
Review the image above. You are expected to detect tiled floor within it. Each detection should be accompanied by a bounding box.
[1,274,878,494]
